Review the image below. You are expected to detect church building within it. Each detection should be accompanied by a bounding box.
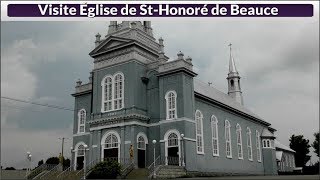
[71,21,279,177]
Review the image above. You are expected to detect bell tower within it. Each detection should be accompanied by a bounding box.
[227,43,244,105]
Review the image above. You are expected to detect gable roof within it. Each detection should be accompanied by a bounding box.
[194,79,270,126]
[275,140,296,153]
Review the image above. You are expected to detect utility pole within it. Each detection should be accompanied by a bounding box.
[58,137,69,161]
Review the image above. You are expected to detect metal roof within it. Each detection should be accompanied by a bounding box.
[194,79,270,125]
[275,140,296,153]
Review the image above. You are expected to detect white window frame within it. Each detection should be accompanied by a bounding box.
[113,73,124,110]
[225,120,232,158]
[101,130,121,162]
[165,90,177,120]
[256,130,262,162]
[262,139,272,148]
[236,124,243,159]
[137,132,148,150]
[78,109,86,133]
[101,72,124,113]
[247,127,253,161]
[211,115,219,156]
[195,110,204,154]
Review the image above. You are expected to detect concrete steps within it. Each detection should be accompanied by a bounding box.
[156,166,186,178]
[126,168,148,179]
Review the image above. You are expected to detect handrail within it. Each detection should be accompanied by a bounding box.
[25,163,48,179]
[57,163,75,178]
[148,155,161,178]
[38,164,60,179]
[121,162,134,177]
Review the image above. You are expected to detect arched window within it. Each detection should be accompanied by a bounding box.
[101,73,124,112]
[165,91,177,120]
[113,73,124,110]
[247,127,253,161]
[225,120,232,158]
[104,133,119,149]
[78,109,86,133]
[211,115,219,156]
[195,110,204,154]
[168,133,178,147]
[137,136,146,150]
[236,124,243,159]
[256,130,262,162]
[77,144,85,156]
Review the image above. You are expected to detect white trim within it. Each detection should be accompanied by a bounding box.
[101,72,124,113]
[136,132,148,144]
[74,141,86,170]
[101,130,121,162]
[195,110,204,154]
[77,109,86,134]
[256,130,262,162]
[211,115,219,157]
[184,137,197,142]
[236,123,243,160]
[89,117,195,131]
[165,90,178,120]
[164,129,181,166]
[225,120,232,158]
[247,127,253,161]
[73,132,90,137]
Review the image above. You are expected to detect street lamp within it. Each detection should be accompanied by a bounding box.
[181,134,185,167]
[26,152,32,175]
[152,140,157,178]
[83,144,89,180]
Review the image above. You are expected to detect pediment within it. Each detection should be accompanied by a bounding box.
[89,36,133,57]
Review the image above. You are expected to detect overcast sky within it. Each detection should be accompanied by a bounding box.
[1,13,319,168]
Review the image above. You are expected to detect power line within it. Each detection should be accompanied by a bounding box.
[1,96,74,112]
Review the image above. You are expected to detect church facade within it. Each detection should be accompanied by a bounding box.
[71,21,278,176]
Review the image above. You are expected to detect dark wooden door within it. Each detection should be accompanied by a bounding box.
[76,156,84,170]
[104,148,118,162]
[168,147,179,165]
[138,149,146,168]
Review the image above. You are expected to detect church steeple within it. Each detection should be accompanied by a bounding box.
[227,43,244,105]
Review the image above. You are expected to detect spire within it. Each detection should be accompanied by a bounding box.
[227,43,243,105]
[228,43,238,73]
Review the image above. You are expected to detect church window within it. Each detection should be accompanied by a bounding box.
[168,133,178,147]
[236,124,243,159]
[256,130,262,162]
[211,115,219,156]
[78,109,86,133]
[165,91,177,120]
[247,127,253,161]
[101,73,124,112]
[104,133,119,149]
[225,120,232,158]
[137,136,146,150]
[114,73,124,110]
[230,80,234,87]
[77,145,85,156]
[195,110,204,154]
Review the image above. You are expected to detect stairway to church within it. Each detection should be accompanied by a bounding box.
[156,166,186,179]
[126,168,149,179]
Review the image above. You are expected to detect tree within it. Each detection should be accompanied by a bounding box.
[312,132,319,157]
[63,158,70,168]
[289,134,311,167]
[37,159,44,167]
[45,157,59,165]
[87,160,121,179]
[5,167,16,170]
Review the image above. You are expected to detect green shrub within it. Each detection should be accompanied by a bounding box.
[87,160,121,179]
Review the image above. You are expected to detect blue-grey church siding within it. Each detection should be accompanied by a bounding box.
[71,21,278,177]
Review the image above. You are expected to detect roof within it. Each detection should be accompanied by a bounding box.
[276,151,283,161]
[261,128,275,137]
[275,140,296,153]
[194,79,270,125]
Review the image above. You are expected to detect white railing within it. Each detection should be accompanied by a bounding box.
[148,156,184,178]
[148,155,161,178]
[37,164,60,179]
[56,163,75,179]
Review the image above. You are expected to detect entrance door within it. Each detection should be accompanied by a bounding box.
[76,156,84,170]
[168,147,179,165]
[166,132,180,166]
[137,135,147,168]
[104,148,118,162]
[138,149,146,168]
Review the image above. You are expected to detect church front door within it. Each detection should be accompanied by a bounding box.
[104,148,118,162]
[138,149,146,168]
[76,156,84,170]
[167,147,179,166]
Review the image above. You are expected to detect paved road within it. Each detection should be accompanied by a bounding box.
[179,175,320,180]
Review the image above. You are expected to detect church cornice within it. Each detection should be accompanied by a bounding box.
[88,113,150,128]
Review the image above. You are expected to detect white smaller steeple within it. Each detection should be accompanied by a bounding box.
[227,43,244,105]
